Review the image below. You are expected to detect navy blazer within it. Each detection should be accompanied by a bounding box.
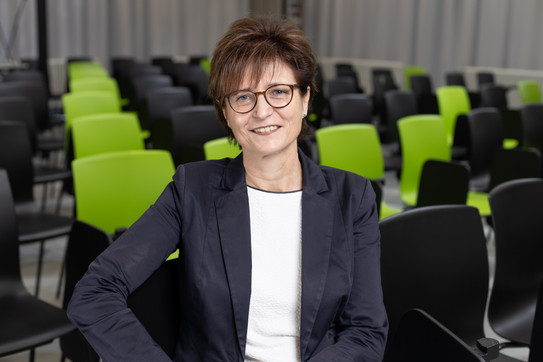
[68,151,388,361]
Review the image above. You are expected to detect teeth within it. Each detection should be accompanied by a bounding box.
[254,126,279,133]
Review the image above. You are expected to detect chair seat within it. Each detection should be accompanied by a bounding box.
[17,213,73,244]
[0,293,75,357]
[466,191,490,217]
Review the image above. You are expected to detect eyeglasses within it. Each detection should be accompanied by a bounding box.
[226,84,299,114]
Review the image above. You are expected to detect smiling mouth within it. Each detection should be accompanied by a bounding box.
[253,125,280,134]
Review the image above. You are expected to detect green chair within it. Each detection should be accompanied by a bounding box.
[69,77,128,107]
[62,91,121,129]
[315,124,402,220]
[71,150,175,235]
[436,85,471,147]
[398,115,490,216]
[68,61,108,81]
[517,80,541,105]
[397,115,451,207]
[71,113,146,159]
[203,137,241,160]
[403,65,425,91]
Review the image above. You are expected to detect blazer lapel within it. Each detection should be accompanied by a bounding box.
[215,155,252,356]
[298,152,334,357]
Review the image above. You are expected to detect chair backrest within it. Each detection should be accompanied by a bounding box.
[60,220,111,362]
[488,148,541,191]
[132,74,173,106]
[335,63,363,93]
[71,113,145,159]
[479,84,508,109]
[0,169,25,294]
[155,105,225,165]
[203,137,241,160]
[383,309,485,362]
[403,65,425,90]
[0,96,38,154]
[169,63,210,104]
[328,93,372,124]
[71,150,175,234]
[0,80,50,131]
[68,61,108,81]
[127,258,180,359]
[380,205,489,345]
[384,90,417,142]
[69,77,122,103]
[466,107,505,177]
[2,70,44,83]
[62,91,121,129]
[411,74,439,114]
[146,86,193,135]
[416,160,469,207]
[445,72,466,87]
[488,178,543,345]
[436,85,471,146]
[316,124,384,180]
[521,103,543,150]
[327,77,358,99]
[397,115,451,206]
[0,121,35,204]
[477,72,495,89]
[529,281,543,362]
[517,80,541,105]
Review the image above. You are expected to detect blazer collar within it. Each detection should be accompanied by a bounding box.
[216,149,333,358]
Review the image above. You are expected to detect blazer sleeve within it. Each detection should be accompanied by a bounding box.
[67,166,187,362]
[310,178,388,362]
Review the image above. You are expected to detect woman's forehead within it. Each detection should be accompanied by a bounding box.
[236,61,294,90]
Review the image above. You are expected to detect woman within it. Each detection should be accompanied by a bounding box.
[68,16,388,361]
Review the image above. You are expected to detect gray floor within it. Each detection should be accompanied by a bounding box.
[1,168,531,361]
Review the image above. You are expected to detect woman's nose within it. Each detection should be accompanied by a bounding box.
[253,93,273,119]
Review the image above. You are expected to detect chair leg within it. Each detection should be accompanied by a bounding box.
[40,183,48,213]
[35,240,45,296]
[29,348,35,362]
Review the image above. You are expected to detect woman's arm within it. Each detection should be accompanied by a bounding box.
[310,179,388,362]
[67,168,185,362]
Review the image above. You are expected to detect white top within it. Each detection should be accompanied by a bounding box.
[244,186,303,362]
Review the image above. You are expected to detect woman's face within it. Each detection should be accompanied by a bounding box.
[222,61,310,159]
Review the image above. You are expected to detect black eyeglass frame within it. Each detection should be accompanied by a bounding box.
[225,83,300,114]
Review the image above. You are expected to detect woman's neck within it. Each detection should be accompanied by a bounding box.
[243,148,303,192]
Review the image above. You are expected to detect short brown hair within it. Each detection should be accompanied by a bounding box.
[209,16,317,142]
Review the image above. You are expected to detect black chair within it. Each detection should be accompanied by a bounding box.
[380,205,520,361]
[327,76,359,100]
[372,68,399,127]
[122,63,163,110]
[146,86,193,138]
[2,70,45,83]
[488,178,543,347]
[169,63,210,105]
[487,148,541,191]
[60,221,111,362]
[520,103,543,151]
[384,90,416,143]
[0,80,57,132]
[477,72,495,89]
[131,74,174,131]
[0,121,73,296]
[528,282,543,362]
[479,84,522,145]
[127,258,180,359]
[0,169,75,361]
[416,160,469,207]
[0,95,63,155]
[410,74,439,114]
[0,97,71,212]
[111,57,136,98]
[328,93,372,124]
[153,105,226,165]
[335,63,363,93]
[466,108,506,191]
[307,64,327,128]
[383,309,485,362]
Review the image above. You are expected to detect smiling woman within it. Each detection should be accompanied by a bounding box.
[67,16,388,362]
